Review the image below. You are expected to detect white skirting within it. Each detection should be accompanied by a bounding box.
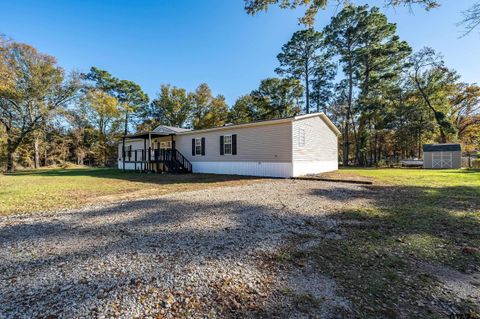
[292,160,338,177]
[192,161,292,178]
[118,160,337,177]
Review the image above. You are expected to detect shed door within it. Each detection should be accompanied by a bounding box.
[432,152,452,168]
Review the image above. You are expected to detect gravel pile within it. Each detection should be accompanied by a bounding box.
[0,179,366,318]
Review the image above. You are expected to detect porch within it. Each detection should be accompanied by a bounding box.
[120,132,192,173]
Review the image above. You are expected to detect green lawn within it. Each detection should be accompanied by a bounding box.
[337,167,480,187]
[0,167,259,215]
[286,168,480,318]
[1,167,479,317]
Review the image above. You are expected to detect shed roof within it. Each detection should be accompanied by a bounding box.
[423,143,461,152]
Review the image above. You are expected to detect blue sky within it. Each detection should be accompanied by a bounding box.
[1,0,478,105]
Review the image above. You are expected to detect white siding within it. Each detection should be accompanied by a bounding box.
[292,116,338,176]
[175,122,293,163]
[116,114,340,177]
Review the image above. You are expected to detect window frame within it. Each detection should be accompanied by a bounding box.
[298,128,306,148]
[160,141,172,149]
[195,138,202,155]
[223,135,232,155]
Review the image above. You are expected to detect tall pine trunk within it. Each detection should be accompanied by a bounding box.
[124,110,129,136]
[344,58,353,167]
[305,60,310,114]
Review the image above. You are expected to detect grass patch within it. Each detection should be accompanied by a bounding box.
[287,168,480,318]
[0,167,261,215]
[337,167,480,188]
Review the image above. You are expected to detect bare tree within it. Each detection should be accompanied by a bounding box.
[458,2,480,36]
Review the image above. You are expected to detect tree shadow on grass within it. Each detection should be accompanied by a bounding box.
[305,183,480,318]
[444,169,480,174]
[0,180,479,318]
[0,191,318,318]
[5,167,261,186]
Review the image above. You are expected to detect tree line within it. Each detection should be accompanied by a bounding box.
[1,4,479,172]
[245,0,480,36]
[235,5,479,166]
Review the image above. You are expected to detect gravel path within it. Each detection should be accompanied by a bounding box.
[0,179,370,318]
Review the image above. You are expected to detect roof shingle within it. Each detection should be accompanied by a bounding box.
[423,143,461,152]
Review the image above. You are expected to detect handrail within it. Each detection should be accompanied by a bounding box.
[174,149,192,172]
[123,147,191,173]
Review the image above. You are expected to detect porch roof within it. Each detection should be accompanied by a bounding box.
[123,125,191,140]
[122,132,174,140]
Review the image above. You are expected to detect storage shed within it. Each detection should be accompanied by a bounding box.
[423,144,461,169]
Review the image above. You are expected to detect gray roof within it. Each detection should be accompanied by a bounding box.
[423,143,461,152]
[152,125,191,134]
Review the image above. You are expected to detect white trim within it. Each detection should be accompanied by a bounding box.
[292,160,338,177]
[178,118,292,135]
[175,112,340,137]
[191,161,293,178]
[432,151,453,168]
[223,134,232,155]
[294,113,341,136]
[195,138,202,155]
[120,112,340,143]
[297,127,305,147]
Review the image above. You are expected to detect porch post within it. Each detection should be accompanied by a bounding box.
[122,137,126,172]
[149,133,152,172]
[143,137,147,172]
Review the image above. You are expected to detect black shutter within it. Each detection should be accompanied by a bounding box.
[220,136,224,155]
[192,138,195,156]
[201,137,205,156]
[232,134,237,155]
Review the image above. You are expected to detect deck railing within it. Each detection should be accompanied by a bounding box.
[122,148,192,173]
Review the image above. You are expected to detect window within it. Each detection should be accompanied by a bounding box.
[195,138,202,155]
[298,128,305,147]
[224,135,232,155]
[160,141,171,149]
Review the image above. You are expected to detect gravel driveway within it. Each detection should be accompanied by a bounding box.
[0,179,370,318]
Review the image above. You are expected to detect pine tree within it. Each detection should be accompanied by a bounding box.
[276,29,326,114]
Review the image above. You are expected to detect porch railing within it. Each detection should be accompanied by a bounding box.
[122,148,192,173]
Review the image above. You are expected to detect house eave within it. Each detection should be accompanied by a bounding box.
[294,112,342,136]
[177,118,293,135]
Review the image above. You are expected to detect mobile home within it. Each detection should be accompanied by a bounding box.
[118,112,340,178]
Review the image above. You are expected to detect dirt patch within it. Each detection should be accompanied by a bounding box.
[419,262,480,312]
